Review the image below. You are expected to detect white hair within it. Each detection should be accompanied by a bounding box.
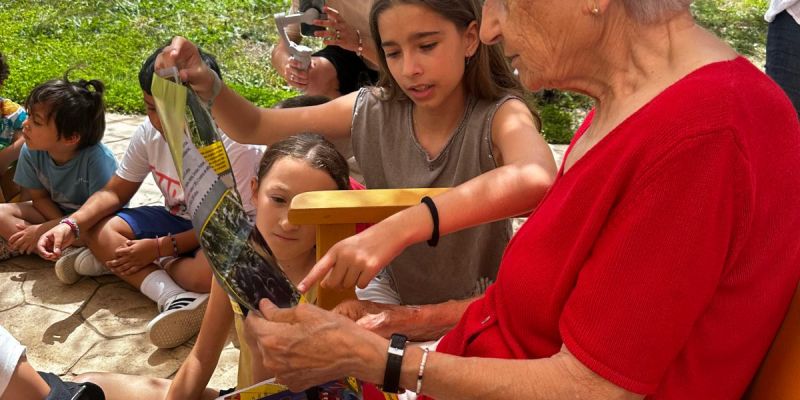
[622,0,694,23]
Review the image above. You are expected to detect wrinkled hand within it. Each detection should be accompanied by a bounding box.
[298,224,407,293]
[313,7,361,53]
[36,223,74,260]
[155,36,218,100]
[106,239,158,276]
[9,223,41,255]
[244,299,385,392]
[333,300,417,339]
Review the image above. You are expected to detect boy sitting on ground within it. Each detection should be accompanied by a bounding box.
[37,46,263,349]
[0,76,117,263]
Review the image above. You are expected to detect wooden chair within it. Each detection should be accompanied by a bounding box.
[745,282,800,399]
[288,187,448,310]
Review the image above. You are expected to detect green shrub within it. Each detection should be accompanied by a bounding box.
[693,0,767,58]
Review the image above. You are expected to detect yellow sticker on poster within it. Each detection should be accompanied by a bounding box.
[198,141,231,175]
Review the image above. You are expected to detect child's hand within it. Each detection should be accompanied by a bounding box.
[299,222,406,292]
[106,239,158,276]
[156,36,218,100]
[37,223,75,260]
[9,223,41,255]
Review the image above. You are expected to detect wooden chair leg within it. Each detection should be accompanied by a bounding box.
[315,224,358,310]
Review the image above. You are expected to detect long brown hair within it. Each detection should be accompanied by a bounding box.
[250,133,350,252]
[255,133,349,191]
[369,0,524,102]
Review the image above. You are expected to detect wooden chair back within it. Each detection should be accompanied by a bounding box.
[288,187,448,310]
[746,282,800,399]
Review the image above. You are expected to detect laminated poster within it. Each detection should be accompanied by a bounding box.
[150,74,396,400]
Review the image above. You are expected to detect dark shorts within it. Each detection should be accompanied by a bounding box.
[38,372,105,400]
[767,11,800,116]
[116,205,193,239]
[219,387,236,396]
[313,45,379,95]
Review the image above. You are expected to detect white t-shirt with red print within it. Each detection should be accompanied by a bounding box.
[766,0,800,23]
[116,119,263,219]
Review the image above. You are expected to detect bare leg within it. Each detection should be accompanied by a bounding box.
[85,216,209,348]
[164,250,213,293]
[0,356,50,400]
[74,372,221,400]
[83,215,158,289]
[0,202,46,240]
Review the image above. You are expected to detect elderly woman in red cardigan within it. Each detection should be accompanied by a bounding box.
[244,0,800,398]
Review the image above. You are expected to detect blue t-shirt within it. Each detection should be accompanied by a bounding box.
[13,143,118,213]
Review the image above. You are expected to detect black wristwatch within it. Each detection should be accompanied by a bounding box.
[382,333,408,393]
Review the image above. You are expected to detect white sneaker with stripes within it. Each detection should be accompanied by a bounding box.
[146,292,209,349]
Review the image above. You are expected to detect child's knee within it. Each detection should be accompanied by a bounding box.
[85,216,133,244]
[0,203,16,220]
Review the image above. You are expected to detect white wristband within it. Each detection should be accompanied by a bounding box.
[415,348,430,394]
[205,68,222,109]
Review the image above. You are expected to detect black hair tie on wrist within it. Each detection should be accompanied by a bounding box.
[420,196,439,247]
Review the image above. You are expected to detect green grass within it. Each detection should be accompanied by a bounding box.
[0,0,294,113]
[0,0,769,143]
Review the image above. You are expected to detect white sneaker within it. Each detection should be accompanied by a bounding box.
[0,236,20,262]
[54,247,87,285]
[74,249,112,276]
[146,292,209,349]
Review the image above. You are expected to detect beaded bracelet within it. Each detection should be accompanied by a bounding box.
[205,68,222,109]
[416,348,430,395]
[155,235,162,259]
[168,233,179,256]
[59,217,80,239]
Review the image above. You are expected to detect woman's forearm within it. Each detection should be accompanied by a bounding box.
[351,345,642,400]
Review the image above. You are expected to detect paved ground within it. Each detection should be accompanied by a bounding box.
[0,112,567,390]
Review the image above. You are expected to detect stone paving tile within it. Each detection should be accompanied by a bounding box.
[0,304,105,375]
[71,335,190,377]
[0,269,25,312]
[82,282,154,337]
[23,268,99,315]
[209,347,241,390]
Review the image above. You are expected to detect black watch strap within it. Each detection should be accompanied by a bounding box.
[382,333,408,393]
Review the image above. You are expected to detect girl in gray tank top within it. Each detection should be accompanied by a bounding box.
[161,0,556,337]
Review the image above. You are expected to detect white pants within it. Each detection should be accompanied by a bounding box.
[0,325,26,397]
